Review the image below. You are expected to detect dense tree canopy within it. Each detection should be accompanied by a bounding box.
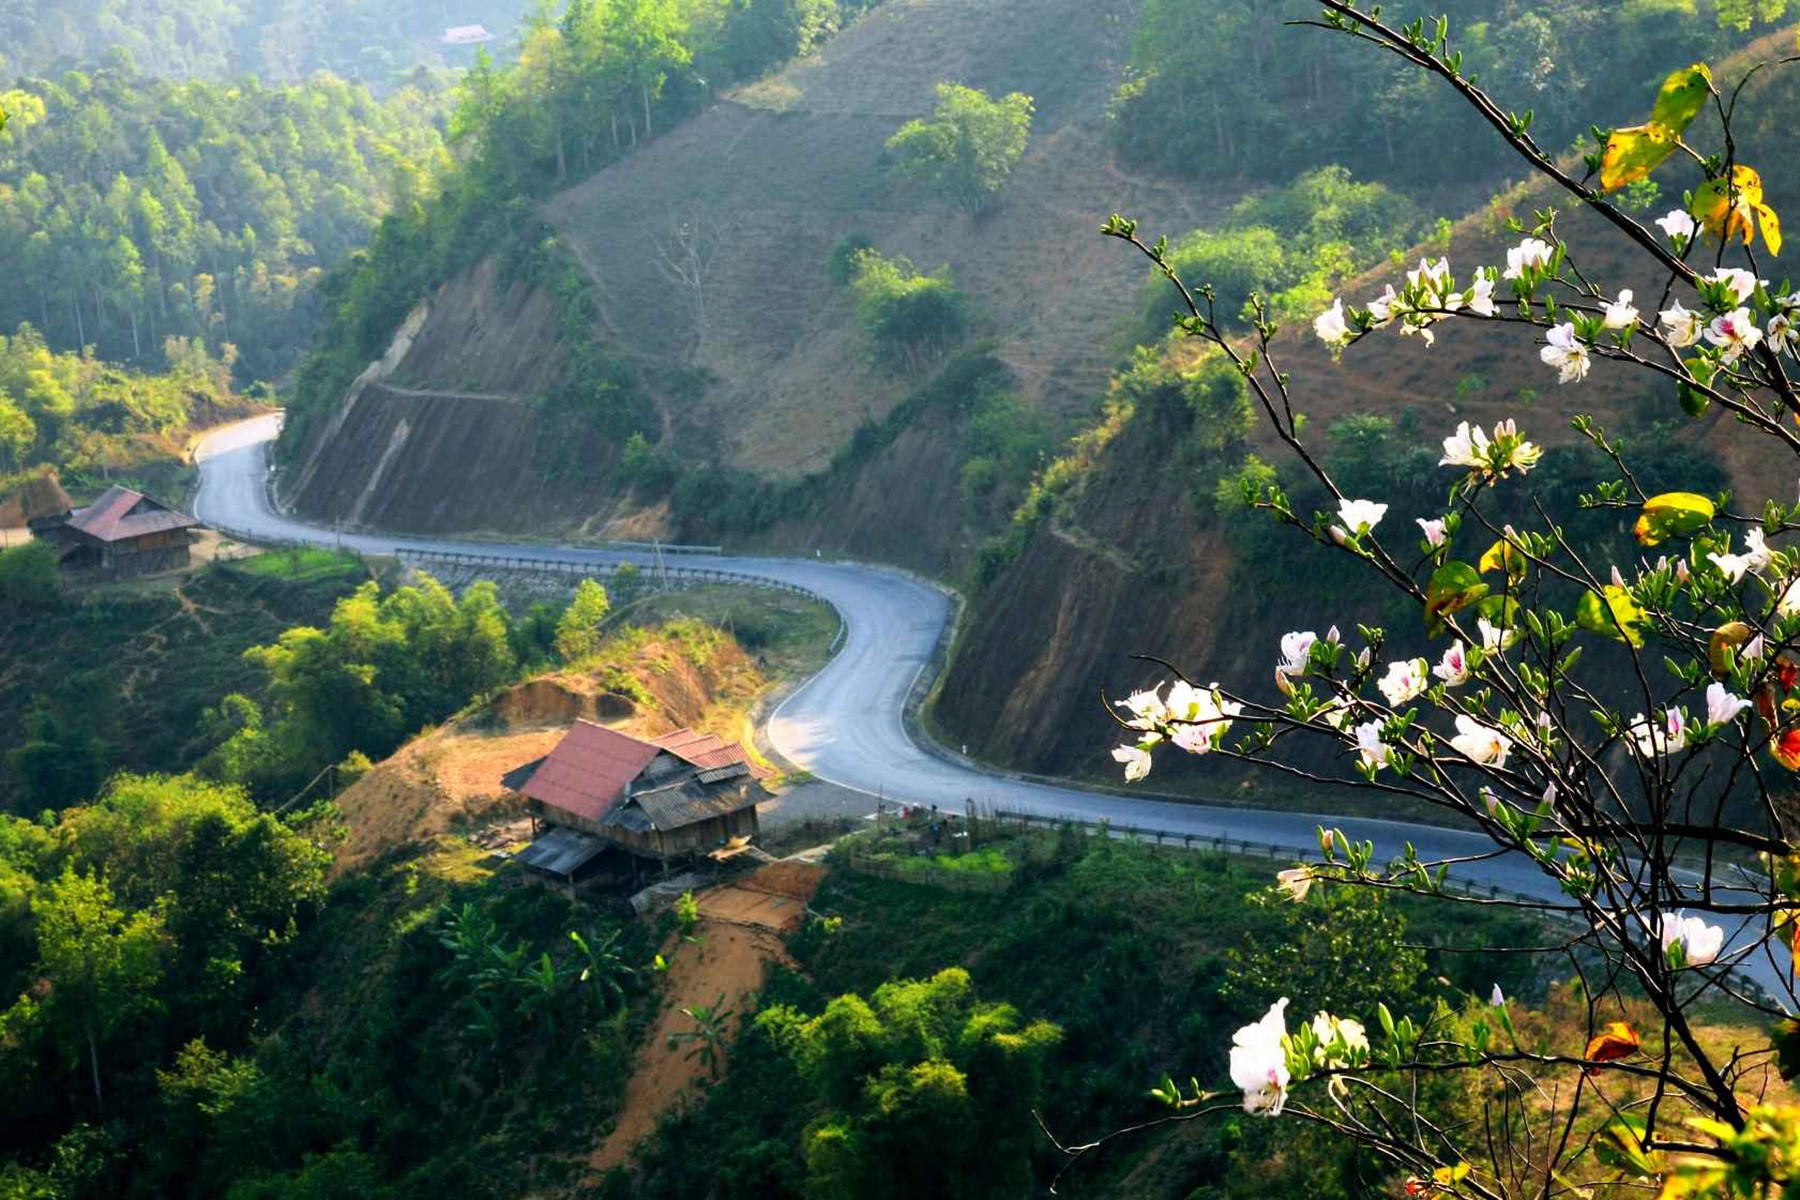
[0,62,450,380]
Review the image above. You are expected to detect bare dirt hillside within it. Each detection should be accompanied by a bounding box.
[285,0,1215,559]
[938,28,1800,779]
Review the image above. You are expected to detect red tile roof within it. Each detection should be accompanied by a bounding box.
[521,721,660,822]
[67,486,197,543]
[521,724,763,822]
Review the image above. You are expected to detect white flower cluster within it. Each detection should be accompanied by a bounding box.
[1228,999,1368,1116]
[1440,419,1542,483]
[1111,679,1244,781]
[1313,258,1495,353]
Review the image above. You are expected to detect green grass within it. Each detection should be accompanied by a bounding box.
[231,546,367,583]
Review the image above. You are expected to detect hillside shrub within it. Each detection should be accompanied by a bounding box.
[0,542,60,611]
[885,83,1034,217]
[825,234,875,287]
[848,250,969,374]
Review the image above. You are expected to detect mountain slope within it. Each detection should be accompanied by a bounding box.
[281,0,1215,565]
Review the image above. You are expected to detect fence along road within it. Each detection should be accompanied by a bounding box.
[194,415,1785,993]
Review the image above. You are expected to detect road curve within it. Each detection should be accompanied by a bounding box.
[194,414,1785,993]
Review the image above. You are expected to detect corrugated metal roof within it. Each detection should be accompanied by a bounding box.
[514,826,609,876]
[66,486,198,543]
[624,776,760,832]
[653,729,748,771]
[521,721,659,822]
[696,763,750,784]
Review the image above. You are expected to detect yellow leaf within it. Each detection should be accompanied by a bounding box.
[1584,1021,1642,1071]
[1478,539,1526,581]
[1692,165,1771,251]
[1759,201,1782,257]
[1601,124,1676,192]
[1634,492,1715,547]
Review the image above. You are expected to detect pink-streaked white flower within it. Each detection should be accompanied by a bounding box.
[1277,631,1317,682]
[1378,658,1429,707]
[1355,721,1393,771]
[1313,298,1352,349]
[1503,237,1554,281]
[1540,322,1591,384]
[1626,709,1688,757]
[1658,912,1725,967]
[1112,743,1154,782]
[1407,256,1451,296]
[1706,307,1764,363]
[1417,517,1447,547]
[1433,640,1470,687]
[1450,715,1512,768]
[1337,498,1388,536]
[1438,420,1540,481]
[1704,268,1764,307]
[1229,998,1292,1116]
[1168,684,1242,757]
[1490,982,1507,1007]
[1659,300,1705,348]
[1705,681,1752,727]
[1602,289,1639,330]
[1655,209,1696,247]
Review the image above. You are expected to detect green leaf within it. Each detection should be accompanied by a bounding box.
[1595,1114,1658,1175]
[1649,63,1713,132]
[1599,65,1712,192]
[1679,357,1715,417]
[1577,586,1646,647]
[1634,492,1716,546]
[1425,561,1489,637]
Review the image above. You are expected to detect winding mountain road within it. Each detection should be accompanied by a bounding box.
[194,414,1787,994]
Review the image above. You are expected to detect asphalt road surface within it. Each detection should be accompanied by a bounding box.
[195,414,1787,995]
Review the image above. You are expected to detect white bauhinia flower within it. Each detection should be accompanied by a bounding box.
[1378,658,1429,706]
[1276,867,1313,903]
[1308,1012,1369,1069]
[1354,721,1393,771]
[1460,274,1497,317]
[1769,311,1797,356]
[1489,419,1542,476]
[1417,517,1447,547]
[1408,256,1451,296]
[1602,289,1640,330]
[1277,631,1317,681]
[1655,209,1696,246]
[1659,300,1705,348]
[1171,722,1214,755]
[1626,709,1688,757]
[1315,696,1354,730]
[1165,680,1202,722]
[1314,298,1352,348]
[1229,998,1292,1116]
[1490,982,1506,1007]
[1705,267,1764,307]
[1744,632,1767,661]
[1115,686,1168,730]
[1433,640,1470,687]
[1540,322,1591,384]
[1708,529,1771,582]
[1478,618,1517,652]
[1658,912,1725,967]
[1366,283,1400,328]
[1112,743,1153,782]
[1706,307,1764,363]
[1439,421,1490,471]
[1170,685,1242,756]
[1450,715,1512,767]
[1503,237,1554,281]
[1337,498,1388,535]
[1705,681,1752,726]
[1780,577,1800,619]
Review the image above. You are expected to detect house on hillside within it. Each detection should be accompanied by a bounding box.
[30,486,201,579]
[507,722,768,886]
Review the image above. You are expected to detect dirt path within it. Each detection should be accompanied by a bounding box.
[587,863,825,1175]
